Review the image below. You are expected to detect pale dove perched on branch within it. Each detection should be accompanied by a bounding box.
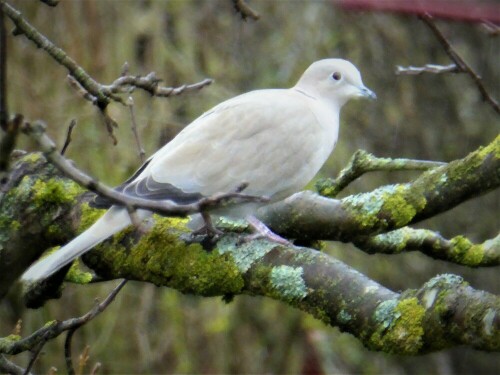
[22,58,375,282]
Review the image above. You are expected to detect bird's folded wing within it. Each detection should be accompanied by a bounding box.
[108,89,326,205]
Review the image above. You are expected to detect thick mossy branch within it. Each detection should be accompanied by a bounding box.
[261,135,499,241]
[1,153,498,354]
[0,153,84,299]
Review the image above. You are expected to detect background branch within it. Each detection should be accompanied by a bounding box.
[395,63,459,75]
[0,280,126,359]
[0,0,213,144]
[315,150,446,198]
[354,228,500,267]
[419,14,500,114]
[0,354,29,375]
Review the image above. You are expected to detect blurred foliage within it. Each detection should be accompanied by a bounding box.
[1,0,499,373]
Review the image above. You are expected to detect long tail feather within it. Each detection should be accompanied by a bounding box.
[22,206,135,282]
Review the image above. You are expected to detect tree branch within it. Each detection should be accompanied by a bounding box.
[395,63,459,75]
[0,280,126,357]
[0,152,498,354]
[262,134,500,241]
[315,149,446,198]
[354,228,500,267]
[419,14,500,115]
[0,1,213,121]
[0,354,30,375]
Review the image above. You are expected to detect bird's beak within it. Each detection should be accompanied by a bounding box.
[358,85,377,100]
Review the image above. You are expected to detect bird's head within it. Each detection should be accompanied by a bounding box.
[294,59,376,107]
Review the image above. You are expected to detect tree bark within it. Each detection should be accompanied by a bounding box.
[0,148,498,354]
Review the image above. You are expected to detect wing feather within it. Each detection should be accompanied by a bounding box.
[109,89,332,206]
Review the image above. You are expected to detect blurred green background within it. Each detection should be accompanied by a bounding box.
[1,0,499,374]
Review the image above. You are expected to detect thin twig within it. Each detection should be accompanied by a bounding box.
[1,280,127,357]
[0,1,111,104]
[64,328,77,375]
[127,97,146,162]
[0,354,28,375]
[98,108,119,145]
[420,14,500,115]
[1,2,213,113]
[481,21,500,37]
[231,0,260,21]
[66,75,99,105]
[100,74,213,98]
[22,120,269,217]
[23,342,43,375]
[396,63,459,75]
[315,149,446,198]
[61,119,77,156]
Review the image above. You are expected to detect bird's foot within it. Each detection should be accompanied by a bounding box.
[190,212,223,242]
[242,215,292,246]
[191,224,224,238]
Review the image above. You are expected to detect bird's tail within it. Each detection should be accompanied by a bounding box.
[22,206,136,282]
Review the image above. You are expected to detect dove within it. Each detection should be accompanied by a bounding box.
[21,58,375,282]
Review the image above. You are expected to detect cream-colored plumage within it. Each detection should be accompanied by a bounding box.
[22,59,375,282]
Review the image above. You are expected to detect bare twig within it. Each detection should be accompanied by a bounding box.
[232,0,260,21]
[66,75,99,105]
[0,1,112,105]
[22,120,269,217]
[99,109,119,145]
[1,280,127,358]
[1,1,213,122]
[396,63,459,75]
[420,14,500,115]
[315,149,446,198]
[24,342,43,375]
[0,354,28,375]
[100,73,213,98]
[481,21,500,37]
[64,329,77,375]
[127,97,146,162]
[61,119,77,156]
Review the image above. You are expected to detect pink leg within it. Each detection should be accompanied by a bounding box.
[245,215,291,246]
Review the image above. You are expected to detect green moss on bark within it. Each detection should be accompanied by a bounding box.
[369,297,425,354]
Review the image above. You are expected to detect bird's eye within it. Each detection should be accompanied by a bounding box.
[332,72,342,81]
